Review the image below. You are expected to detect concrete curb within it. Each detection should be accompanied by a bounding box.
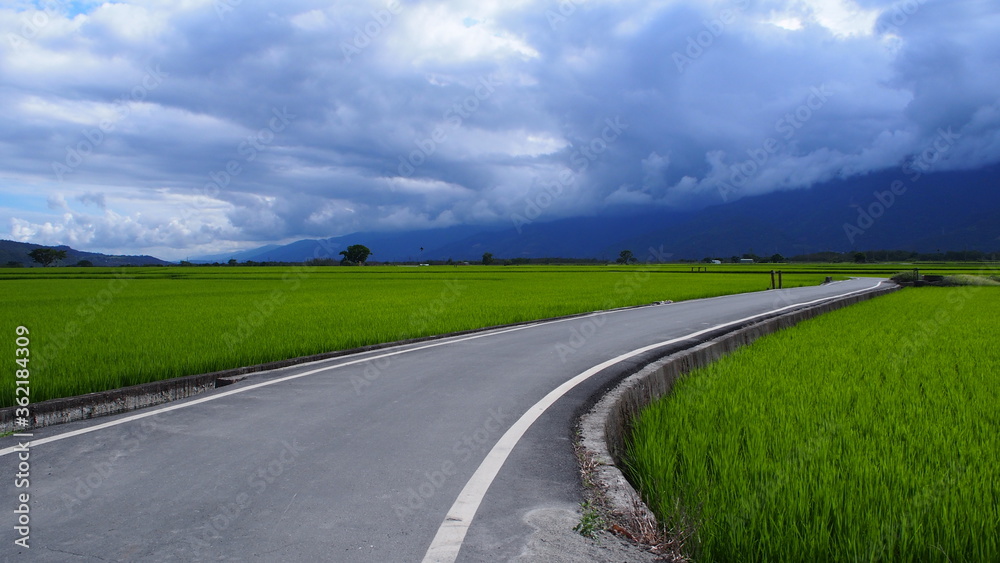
[576,283,900,550]
[0,301,665,434]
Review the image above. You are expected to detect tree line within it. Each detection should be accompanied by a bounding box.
[8,245,998,268]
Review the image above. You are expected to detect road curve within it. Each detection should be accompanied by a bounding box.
[2,278,888,561]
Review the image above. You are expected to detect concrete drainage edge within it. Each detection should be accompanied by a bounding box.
[576,283,901,555]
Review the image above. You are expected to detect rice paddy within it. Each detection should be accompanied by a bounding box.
[624,286,1000,562]
[2,264,837,407]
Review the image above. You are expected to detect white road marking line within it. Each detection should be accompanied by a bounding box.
[0,321,544,456]
[0,280,882,461]
[421,279,886,563]
[0,294,703,456]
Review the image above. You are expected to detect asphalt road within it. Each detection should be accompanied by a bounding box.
[2,278,888,561]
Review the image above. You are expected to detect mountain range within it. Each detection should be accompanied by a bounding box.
[0,240,170,267]
[7,167,995,266]
[194,166,1000,263]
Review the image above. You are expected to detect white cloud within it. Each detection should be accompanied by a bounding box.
[800,0,880,38]
[290,9,329,32]
[387,2,539,65]
[0,0,997,258]
[17,95,119,126]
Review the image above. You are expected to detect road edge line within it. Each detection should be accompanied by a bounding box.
[421,280,894,562]
[575,281,901,556]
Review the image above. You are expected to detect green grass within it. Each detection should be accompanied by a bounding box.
[941,274,1000,286]
[1,265,837,407]
[625,287,1000,562]
[574,501,606,539]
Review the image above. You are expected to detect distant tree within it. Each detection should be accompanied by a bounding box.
[6,261,23,268]
[770,254,785,263]
[701,256,713,263]
[616,250,636,264]
[482,252,494,266]
[730,256,740,263]
[28,248,67,267]
[76,260,94,267]
[339,244,372,266]
[179,261,194,267]
[228,258,238,266]
[854,252,867,264]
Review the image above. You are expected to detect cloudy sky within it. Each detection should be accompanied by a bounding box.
[1,0,998,259]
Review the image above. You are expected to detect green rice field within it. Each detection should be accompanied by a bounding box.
[2,264,842,407]
[625,286,1000,562]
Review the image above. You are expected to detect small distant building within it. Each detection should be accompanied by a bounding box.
[739,258,754,264]
[711,259,722,265]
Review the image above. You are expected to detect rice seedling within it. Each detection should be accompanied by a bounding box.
[625,287,1000,562]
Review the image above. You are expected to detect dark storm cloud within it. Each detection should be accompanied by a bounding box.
[1,0,997,258]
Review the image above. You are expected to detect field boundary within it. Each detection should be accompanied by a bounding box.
[1,301,666,434]
[576,282,900,552]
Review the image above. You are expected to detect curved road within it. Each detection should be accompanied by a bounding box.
[2,278,888,561]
